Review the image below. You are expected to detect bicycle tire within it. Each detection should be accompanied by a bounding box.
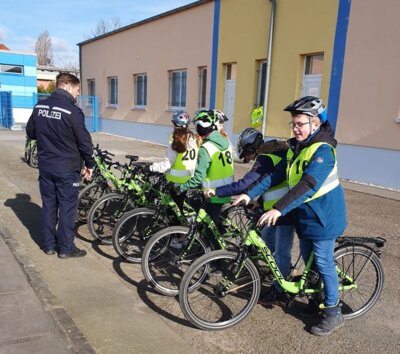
[29,143,38,168]
[179,250,261,330]
[112,207,170,263]
[77,182,111,223]
[141,226,210,296]
[335,245,384,320]
[88,192,135,244]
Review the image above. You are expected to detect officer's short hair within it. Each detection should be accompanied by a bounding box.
[56,73,80,88]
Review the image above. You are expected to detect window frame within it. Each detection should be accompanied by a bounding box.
[0,64,23,75]
[133,73,147,109]
[256,60,267,107]
[198,67,207,109]
[168,69,187,110]
[107,76,118,107]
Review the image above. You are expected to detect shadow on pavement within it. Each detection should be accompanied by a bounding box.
[4,193,42,248]
[112,259,195,328]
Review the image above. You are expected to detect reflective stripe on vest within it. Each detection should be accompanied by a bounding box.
[166,146,198,184]
[256,153,290,210]
[286,142,339,203]
[201,141,234,189]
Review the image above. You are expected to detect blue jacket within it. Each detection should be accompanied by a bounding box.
[247,123,347,240]
[215,154,277,197]
[26,89,94,174]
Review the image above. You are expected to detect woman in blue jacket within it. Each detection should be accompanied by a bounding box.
[234,96,347,336]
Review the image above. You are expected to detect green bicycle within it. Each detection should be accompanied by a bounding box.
[178,208,386,330]
[141,189,249,297]
[24,137,38,168]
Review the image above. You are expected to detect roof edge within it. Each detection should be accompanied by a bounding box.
[77,0,212,46]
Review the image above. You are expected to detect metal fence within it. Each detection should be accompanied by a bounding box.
[0,91,13,129]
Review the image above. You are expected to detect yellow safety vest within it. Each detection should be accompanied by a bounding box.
[258,153,290,210]
[166,146,198,184]
[202,141,234,204]
[286,142,339,203]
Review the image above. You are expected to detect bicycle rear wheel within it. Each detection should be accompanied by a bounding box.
[112,207,170,263]
[335,245,384,319]
[88,193,135,244]
[141,226,210,296]
[179,250,261,330]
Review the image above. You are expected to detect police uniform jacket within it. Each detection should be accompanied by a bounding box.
[26,88,94,174]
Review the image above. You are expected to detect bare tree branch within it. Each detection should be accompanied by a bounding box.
[35,30,54,66]
[90,17,122,38]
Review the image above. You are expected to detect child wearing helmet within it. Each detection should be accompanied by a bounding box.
[234,96,347,336]
[205,127,295,301]
[150,111,200,208]
[179,109,234,244]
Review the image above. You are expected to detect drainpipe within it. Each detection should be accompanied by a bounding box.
[261,0,276,137]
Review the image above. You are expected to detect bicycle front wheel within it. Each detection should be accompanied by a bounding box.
[29,143,38,168]
[179,250,261,330]
[88,193,135,244]
[141,226,210,296]
[335,245,384,319]
[77,182,111,223]
[112,207,170,263]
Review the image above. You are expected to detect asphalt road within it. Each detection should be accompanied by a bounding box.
[0,130,399,353]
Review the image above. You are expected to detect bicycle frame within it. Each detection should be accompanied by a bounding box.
[243,230,356,296]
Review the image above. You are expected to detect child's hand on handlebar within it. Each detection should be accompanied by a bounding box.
[257,209,282,227]
[203,189,215,199]
[232,194,251,206]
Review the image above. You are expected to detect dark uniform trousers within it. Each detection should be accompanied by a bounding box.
[39,170,80,254]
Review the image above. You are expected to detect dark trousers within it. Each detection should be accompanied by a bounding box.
[39,171,80,254]
[204,202,223,250]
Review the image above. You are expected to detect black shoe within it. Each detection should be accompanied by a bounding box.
[43,249,56,256]
[310,305,345,336]
[58,247,87,259]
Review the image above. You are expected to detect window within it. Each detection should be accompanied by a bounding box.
[0,64,23,74]
[305,54,324,74]
[87,79,96,106]
[87,79,95,96]
[256,60,267,107]
[134,73,147,108]
[169,70,186,109]
[198,67,207,109]
[107,76,118,106]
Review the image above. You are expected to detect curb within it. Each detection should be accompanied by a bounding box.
[0,225,96,354]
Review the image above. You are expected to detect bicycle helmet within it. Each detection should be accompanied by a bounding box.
[193,110,218,137]
[283,96,327,122]
[213,109,229,123]
[171,111,190,128]
[237,128,264,159]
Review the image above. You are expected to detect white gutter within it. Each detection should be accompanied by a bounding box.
[261,0,276,136]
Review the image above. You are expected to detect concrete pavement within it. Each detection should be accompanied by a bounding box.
[0,130,399,354]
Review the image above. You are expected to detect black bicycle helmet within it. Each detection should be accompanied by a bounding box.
[237,128,264,159]
[193,110,218,136]
[283,96,327,122]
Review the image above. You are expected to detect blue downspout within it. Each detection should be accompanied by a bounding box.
[327,0,352,132]
[209,0,220,109]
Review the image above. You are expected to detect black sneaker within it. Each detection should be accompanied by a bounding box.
[58,247,87,259]
[310,305,345,336]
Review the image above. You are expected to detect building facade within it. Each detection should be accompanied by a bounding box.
[79,0,400,190]
[0,48,37,125]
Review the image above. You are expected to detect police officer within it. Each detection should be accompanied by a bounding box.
[26,72,94,258]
